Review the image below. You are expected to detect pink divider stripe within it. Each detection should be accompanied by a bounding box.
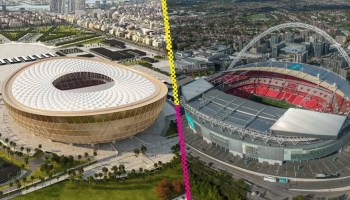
[174,105,192,200]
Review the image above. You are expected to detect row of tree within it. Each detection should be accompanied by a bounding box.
[133,145,147,156]
[188,158,250,200]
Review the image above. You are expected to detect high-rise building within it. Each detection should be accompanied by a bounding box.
[67,0,75,13]
[272,46,278,58]
[51,0,85,13]
[301,30,309,42]
[314,42,325,58]
[50,0,58,12]
[294,51,308,63]
[269,34,279,47]
[271,43,285,58]
[285,32,294,43]
[96,1,100,7]
[321,53,348,79]
[75,0,85,10]
[50,0,66,13]
[324,43,330,55]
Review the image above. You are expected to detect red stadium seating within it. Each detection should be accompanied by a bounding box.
[217,70,350,114]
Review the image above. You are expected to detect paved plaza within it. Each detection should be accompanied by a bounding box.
[0,96,177,170]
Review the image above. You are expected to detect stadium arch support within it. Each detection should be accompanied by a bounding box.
[228,22,350,70]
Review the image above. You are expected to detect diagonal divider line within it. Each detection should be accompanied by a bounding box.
[161,0,192,199]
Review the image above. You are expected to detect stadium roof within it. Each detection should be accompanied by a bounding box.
[270,108,346,139]
[181,79,214,101]
[5,58,160,112]
[187,88,286,133]
[239,61,350,98]
[183,78,347,138]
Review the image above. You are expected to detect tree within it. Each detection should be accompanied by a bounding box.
[93,151,97,157]
[133,148,140,156]
[87,176,94,184]
[84,152,89,158]
[39,176,45,187]
[158,161,163,166]
[155,179,172,200]
[48,173,53,184]
[140,145,147,154]
[172,179,184,193]
[102,167,108,175]
[111,165,118,174]
[30,175,35,184]
[22,177,27,186]
[24,155,29,163]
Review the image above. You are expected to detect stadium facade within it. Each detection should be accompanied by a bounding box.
[182,61,350,165]
[2,58,167,144]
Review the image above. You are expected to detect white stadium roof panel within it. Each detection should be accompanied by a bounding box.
[270,108,346,139]
[181,79,214,101]
[10,59,157,112]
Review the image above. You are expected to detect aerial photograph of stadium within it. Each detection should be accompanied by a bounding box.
[0,0,187,200]
[170,0,350,199]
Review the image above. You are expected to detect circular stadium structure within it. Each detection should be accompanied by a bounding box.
[2,57,168,144]
[181,61,350,165]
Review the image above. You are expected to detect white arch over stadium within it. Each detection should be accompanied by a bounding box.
[228,22,350,70]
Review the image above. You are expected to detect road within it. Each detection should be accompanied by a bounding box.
[186,144,300,200]
[184,128,350,199]
[2,155,115,199]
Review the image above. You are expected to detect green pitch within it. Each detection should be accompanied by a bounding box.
[249,95,295,109]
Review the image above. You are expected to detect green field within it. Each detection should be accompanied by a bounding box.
[65,37,104,47]
[15,162,183,200]
[249,95,295,109]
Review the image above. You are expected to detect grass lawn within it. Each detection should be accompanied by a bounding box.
[15,163,183,200]
[123,61,140,66]
[249,95,295,109]
[29,159,88,181]
[53,26,81,34]
[0,150,26,169]
[64,37,104,47]
[36,26,52,33]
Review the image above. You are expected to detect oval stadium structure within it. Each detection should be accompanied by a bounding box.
[181,61,350,165]
[2,57,168,144]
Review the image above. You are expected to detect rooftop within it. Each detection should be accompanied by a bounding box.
[3,58,166,113]
[270,108,346,139]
